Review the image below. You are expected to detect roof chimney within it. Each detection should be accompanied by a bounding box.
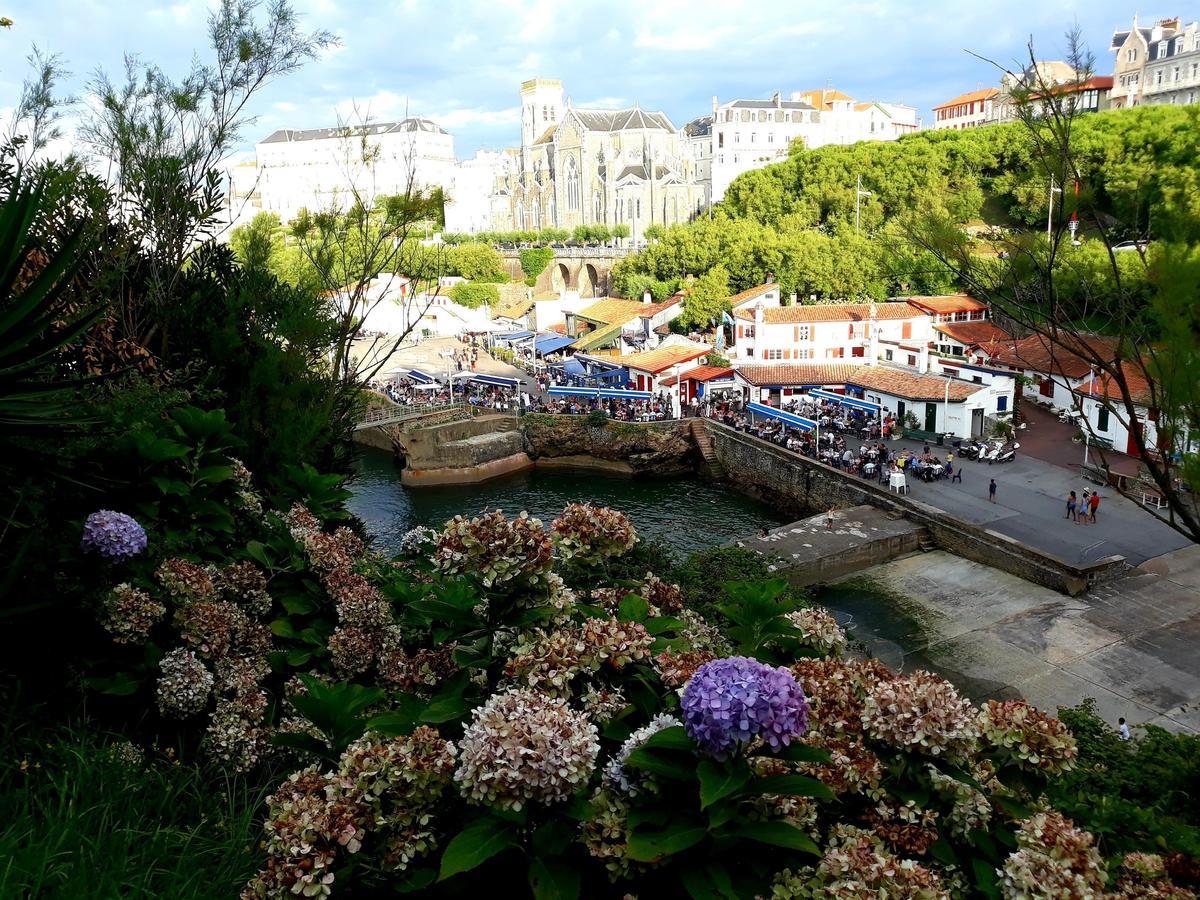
[789,292,798,305]
[642,289,653,304]
[765,273,775,284]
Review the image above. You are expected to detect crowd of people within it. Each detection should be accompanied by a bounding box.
[528,393,677,421]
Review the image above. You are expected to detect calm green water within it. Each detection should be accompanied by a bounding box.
[345,449,945,692]
[348,448,790,557]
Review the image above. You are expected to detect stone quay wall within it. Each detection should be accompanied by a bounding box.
[701,420,1126,597]
[521,414,697,477]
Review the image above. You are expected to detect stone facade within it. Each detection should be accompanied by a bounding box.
[489,79,702,243]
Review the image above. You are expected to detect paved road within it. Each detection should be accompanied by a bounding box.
[834,434,1191,567]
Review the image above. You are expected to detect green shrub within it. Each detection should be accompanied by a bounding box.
[518,247,555,287]
[449,281,501,309]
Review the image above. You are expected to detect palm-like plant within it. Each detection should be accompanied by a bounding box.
[0,175,101,431]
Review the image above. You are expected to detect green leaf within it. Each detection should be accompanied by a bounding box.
[366,696,426,737]
[643,616,684,635]
[697,759,752,809]
[393,866,437,893]
[285,649,312,666]
[269,618,297,638]
[269,731,330,759]
[624,746,694,780]
[733,821,820,855]
[279,592,319,615]
[638,725,693,751]
[528,857,581,900]
[245,540,271,568]
[196,464,234,484]
[682,863,738,899]
[617,593,650,623]
[972,857,1001,898]
[744,774,835,801]
[627,818,707,862]
[532,822,574,856]
[85,672,141,696]
[438,817,518,881]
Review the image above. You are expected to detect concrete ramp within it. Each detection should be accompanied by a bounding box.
[732,505,926,587]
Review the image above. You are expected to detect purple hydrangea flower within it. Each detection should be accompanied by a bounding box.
[81,510,148,562]
[681,656,809,759]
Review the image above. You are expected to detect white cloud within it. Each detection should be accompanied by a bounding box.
[450,33,478,51]
[273,101,298,112]
[577,96,628,109]
[434,105,520,130]
[633,25,735,51]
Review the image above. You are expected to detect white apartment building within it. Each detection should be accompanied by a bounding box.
[700,89,918,203]
[444,149,516,234]
[730,297,928,364]
[682,116,714,213]
[230,118,458,225]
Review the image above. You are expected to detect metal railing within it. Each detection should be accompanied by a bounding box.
[354,401,469,430]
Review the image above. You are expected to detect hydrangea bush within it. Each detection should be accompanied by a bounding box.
[82,491,1197,900]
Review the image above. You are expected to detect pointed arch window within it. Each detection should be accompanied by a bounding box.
[566,157,580,210]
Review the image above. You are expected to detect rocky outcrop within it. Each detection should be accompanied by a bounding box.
[521,415,698,477]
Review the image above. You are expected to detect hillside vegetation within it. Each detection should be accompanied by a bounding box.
[613,105,1198,309]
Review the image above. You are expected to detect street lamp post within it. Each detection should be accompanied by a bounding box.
[1046,176,1063,239]
[855,174,872,235]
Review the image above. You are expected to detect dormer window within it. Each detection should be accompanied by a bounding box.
[1127,47,1138,62]
[1158,41,1168,56]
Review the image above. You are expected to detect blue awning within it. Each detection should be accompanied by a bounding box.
[470,374,521,388]
[553,357,587,377]
[810,388,882,413]
[747,402,816,431]
[548,386,653,401]
[534,334,576,355]
[406,369,435,384]
[593,367,628,382]
[495,330,534,343]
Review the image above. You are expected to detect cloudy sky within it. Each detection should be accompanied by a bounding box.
[0,0,1148,159]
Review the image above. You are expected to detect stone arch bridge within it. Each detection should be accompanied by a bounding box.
[497,247,633,298]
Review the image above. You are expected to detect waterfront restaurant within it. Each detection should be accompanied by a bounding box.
[618,343,711,393]
[729,363,1014,439]
[659,365,736,405]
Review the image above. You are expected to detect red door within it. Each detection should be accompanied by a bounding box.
[1126,418,1143,457]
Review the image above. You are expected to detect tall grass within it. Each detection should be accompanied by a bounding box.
[0,723,271,898]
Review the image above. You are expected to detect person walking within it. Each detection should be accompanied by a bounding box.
[1066,490,1078,522]
[1118,717,1131,741]
[988,478,996,503]
[825,507,835,530]
[1089,491,1100,522]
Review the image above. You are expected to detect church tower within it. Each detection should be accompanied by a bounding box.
[520,78,564,149]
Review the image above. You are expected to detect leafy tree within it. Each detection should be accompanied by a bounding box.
[448,282,500,309]
[228,211,283,273]
[611,223,631,242]
[80,0,335,323]
[677,264,730,328]
[445,243,502,281]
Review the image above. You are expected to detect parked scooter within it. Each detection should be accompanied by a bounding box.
[976,442,1001,463]
[990,441,1020,464]
[961,440,989,460]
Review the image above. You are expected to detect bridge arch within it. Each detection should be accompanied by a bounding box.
[582,263,599,298]
[551,262,572,292]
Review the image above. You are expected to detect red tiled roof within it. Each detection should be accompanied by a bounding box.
[933,87,999,110]
[733,363,863,386]
[1077,362,1155,407]
[734,302,920,323]
[618,343,711,375]
[577,298,648,325]
[670,365,733,385]
[726,282,779,307]
[1030,75,1115,100]
[901,294,989,315]
[847,367,986,402]
[547,323,566,334]
[991,333,1118,379]
[933,321,1013,346]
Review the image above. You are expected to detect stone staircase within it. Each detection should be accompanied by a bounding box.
[689,420,725,480]
[398,406,473,431]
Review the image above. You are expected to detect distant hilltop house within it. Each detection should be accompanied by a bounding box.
[930,59,1115,131]
[1110,15,1200,108]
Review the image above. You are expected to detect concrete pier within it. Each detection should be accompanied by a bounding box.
[732,505,926,586]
